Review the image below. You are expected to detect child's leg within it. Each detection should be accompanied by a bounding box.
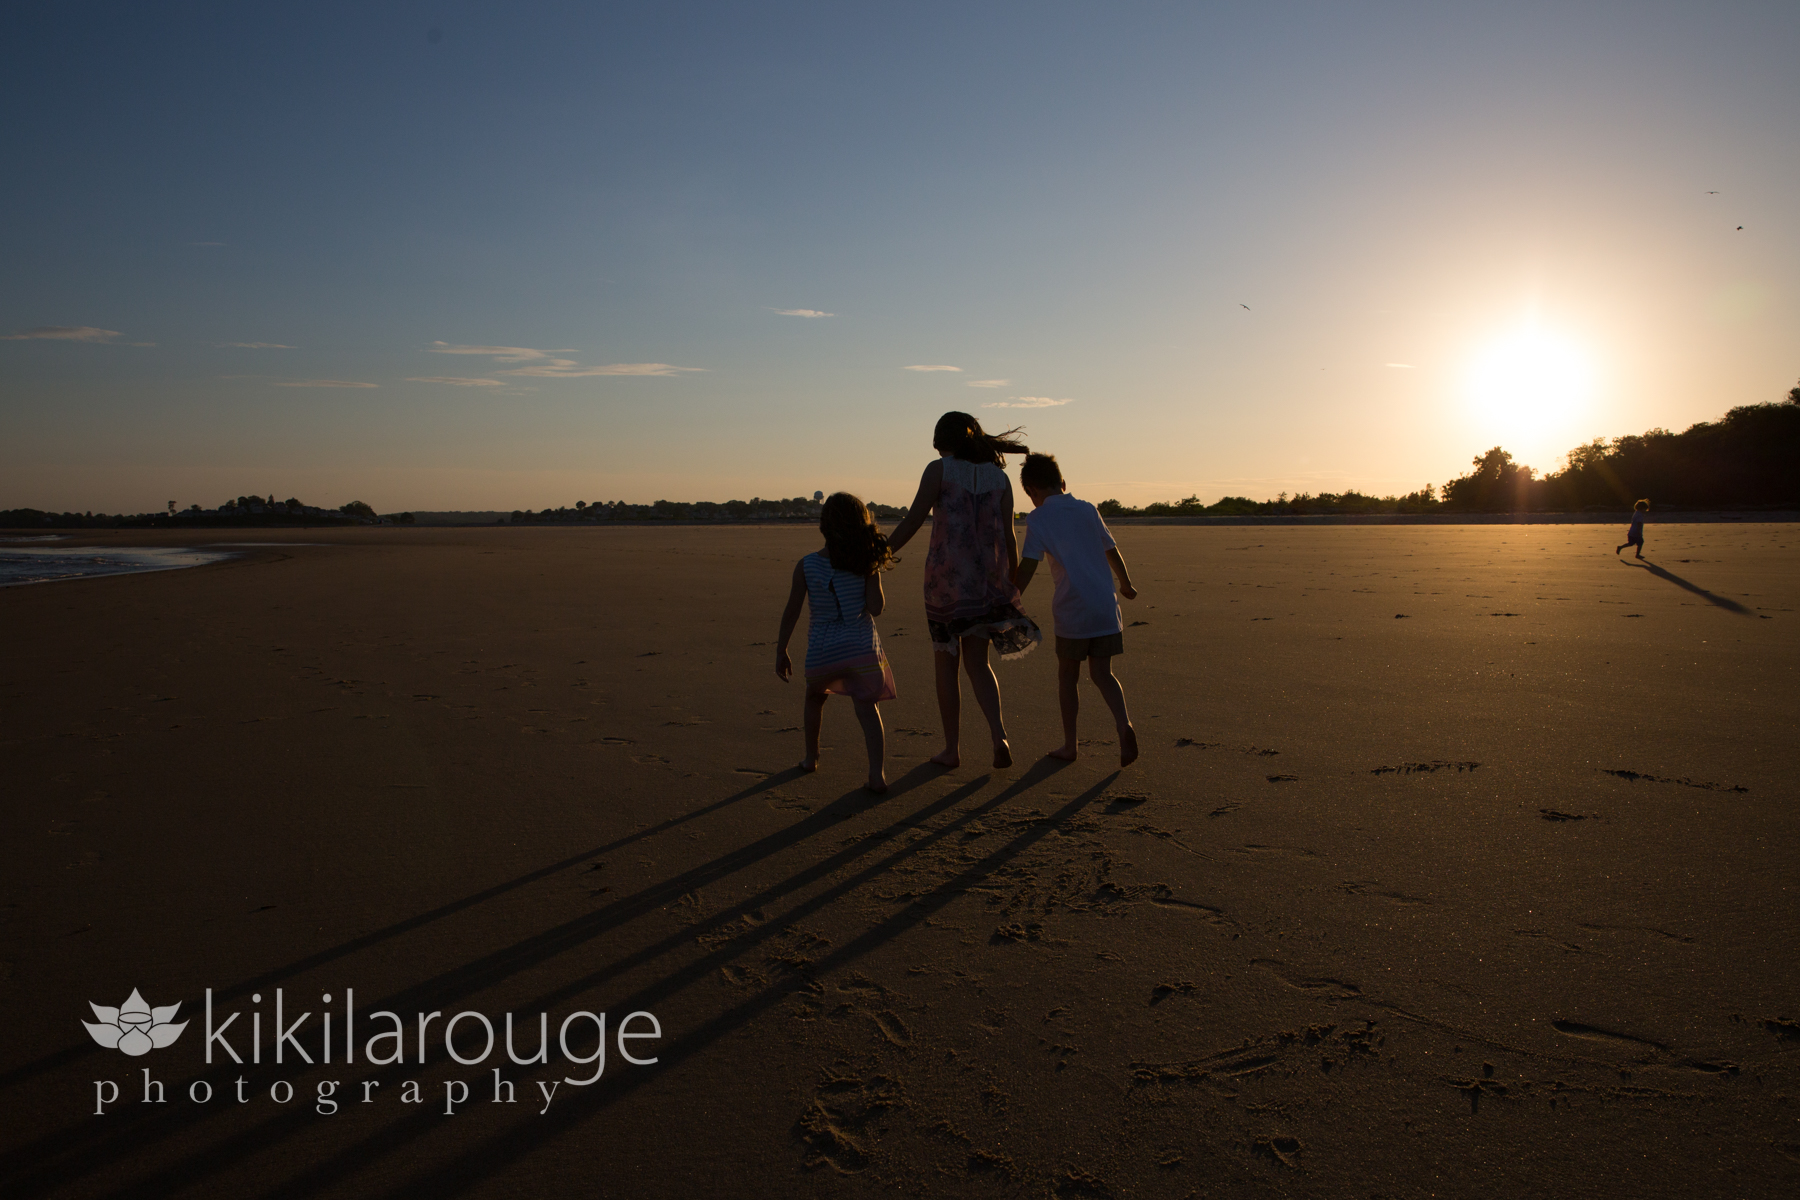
[1087,655,1137,767]
[959,636,1011,768]
[800,690,827,771]
[931,651,960,768]
[853,699,887,792]
[1049,654,1081,760]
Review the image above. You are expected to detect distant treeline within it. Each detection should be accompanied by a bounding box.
[506,497,909,524]
[1099,486,1440,520]
[1101,386,1800,518]
[8,389,1795,529]
[1441,390,1800,512]
[0,495,413,529]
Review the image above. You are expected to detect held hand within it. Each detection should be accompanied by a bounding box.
[1119,582,1138,601]
[775,649,793,681]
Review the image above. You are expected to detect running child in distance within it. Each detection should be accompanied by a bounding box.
[1616,499,1650,560]
[775,493,898,793]
[1012,453,1140,767]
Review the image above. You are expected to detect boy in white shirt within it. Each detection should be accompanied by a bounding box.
[1013,453,1140,767]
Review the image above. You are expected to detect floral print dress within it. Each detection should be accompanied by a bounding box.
[922,457,1041,658]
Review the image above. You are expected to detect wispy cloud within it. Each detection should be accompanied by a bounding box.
[984,396,1074,409]
[1385,362,1415,369]
[405,376,505,386]
[507,361,702,377]
[275,379,379,388]
[966,378,1010,388]
[904,364,961,372]
[774,308,833,318]
[1,325,121,342]
[429,342,567,362]
[430,341,702,378]
[222,342,295,349]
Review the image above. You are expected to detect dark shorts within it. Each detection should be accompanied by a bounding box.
[1055,631,1124,660]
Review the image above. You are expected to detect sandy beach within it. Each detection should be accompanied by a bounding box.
[2,522,1796,1199]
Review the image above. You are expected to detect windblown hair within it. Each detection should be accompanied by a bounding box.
[933,411,1028,468]
[1634,498,1650,511]
[821,492,896,576]
[1019,453,1064,492]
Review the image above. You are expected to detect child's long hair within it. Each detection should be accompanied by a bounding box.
[821,492,895,576]
[933,411,1028,467]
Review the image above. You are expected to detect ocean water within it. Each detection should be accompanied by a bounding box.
[0,546,236,586]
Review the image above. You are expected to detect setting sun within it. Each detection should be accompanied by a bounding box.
[1464,323,1597,469]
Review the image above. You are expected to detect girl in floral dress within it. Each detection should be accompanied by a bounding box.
[886,412,1041,769]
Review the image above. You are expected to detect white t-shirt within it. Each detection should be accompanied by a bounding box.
[1021,493,1121,639]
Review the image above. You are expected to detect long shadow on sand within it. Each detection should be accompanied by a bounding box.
[0,766,809,1096]
[1622,559,1753,614]
[272,761,1109,1200]
[4,758,1089,1197]
[0,762,930,1182]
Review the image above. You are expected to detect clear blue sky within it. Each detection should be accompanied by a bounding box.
[3,1,1796,512]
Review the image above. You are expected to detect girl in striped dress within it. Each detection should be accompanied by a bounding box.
[775,493,898,792]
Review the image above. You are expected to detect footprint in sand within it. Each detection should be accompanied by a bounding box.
[1601,768,1746,794]
[1102,791,1150,812]
[1370,761,1479,775]
[1550,1020,1667,1058]
[1150,980,1199,1003]
[1253,1137,1304,1169]
[1252,959,1360,998]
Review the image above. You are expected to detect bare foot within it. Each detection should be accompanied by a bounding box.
[993,741,1012,769]
[930,749,960,768]
[865,777,888,794]
[1119,725,1139,768]
[1047,743,1078,761]
[798,758,818,773]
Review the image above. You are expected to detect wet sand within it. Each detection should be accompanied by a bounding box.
[2,523,1796,1199]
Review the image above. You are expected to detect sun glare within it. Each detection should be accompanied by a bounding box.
[1464,324,1596,468]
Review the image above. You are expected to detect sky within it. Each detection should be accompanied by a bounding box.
[3,1,1797,514]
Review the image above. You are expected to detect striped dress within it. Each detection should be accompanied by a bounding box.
[802,551,897,701]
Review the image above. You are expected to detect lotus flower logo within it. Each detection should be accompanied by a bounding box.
[83,988,188,1056]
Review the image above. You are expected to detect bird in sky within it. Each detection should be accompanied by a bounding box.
[1240,304,1251,310]
[1706,190,1719,194]
[1737,225,1744,230]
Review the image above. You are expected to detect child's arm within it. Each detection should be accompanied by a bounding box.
[775,560,806,681]
[1014,556,1040,595]
[864,570,886,618]
[1002,479,1020,578]
[884,460,944,554]
[1107,546,1138,600]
